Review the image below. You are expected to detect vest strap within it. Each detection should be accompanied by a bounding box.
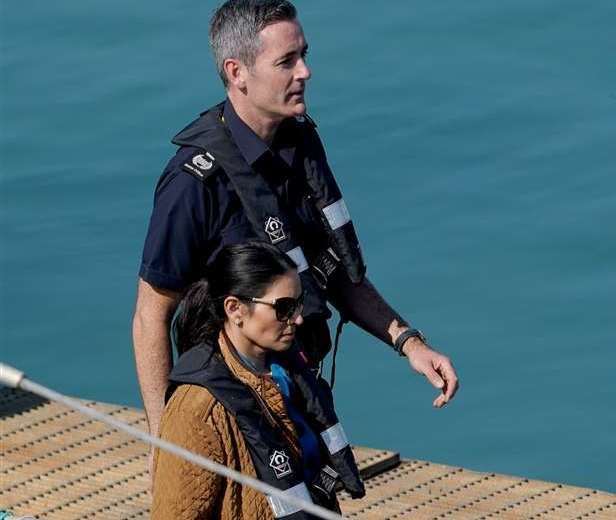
[266,482,313,518]
[286,246,309,273]
[320,423,349,455]
[322,199,351,230]
[169,342,366,505]
[312,464,339,497]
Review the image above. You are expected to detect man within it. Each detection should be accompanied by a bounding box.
[133,0,459,450]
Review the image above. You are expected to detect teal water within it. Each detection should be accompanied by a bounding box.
[1,0,615,493]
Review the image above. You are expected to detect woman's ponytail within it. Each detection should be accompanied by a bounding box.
[173,277,224,355]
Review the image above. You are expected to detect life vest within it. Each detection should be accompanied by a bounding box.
[171,102,366,321]
[167,341,366,519]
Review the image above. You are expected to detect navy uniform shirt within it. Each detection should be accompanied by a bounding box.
[139,99,329,291]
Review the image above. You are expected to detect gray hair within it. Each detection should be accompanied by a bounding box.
[209,0,297,87]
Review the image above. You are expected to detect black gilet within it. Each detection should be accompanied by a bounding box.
[167,343,365,519]
[171,103,366,321]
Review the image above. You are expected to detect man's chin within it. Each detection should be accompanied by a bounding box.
[289,101,307,116]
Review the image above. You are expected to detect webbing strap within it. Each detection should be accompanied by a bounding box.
[267,482,313,518]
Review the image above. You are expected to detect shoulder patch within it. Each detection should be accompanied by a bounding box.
[181,151,220,182]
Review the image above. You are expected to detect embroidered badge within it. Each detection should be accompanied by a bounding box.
[183,152,215,178]
[269,450,292,479]
[193,153,215,170]
[265,216,286,244]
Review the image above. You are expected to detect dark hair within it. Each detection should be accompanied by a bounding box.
[173,241,297,354]
[209,0,297,87]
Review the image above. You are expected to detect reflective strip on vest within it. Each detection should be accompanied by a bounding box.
[286,246,309,273]
[322,199,351,230]
[266,482,313,518]
[320,422,349,455]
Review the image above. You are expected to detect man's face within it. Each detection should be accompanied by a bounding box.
[243,19,311,121]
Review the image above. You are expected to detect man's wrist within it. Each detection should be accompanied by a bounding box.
[393,328,428,357]
[401,335,427,356]
[393,328,426,356]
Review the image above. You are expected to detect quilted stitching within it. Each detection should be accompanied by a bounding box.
[220,334,300,445]
[152,335,341,518]
[152,385,225,519]
[152,336,307,519]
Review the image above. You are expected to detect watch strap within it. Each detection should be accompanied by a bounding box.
[393,328,426,356]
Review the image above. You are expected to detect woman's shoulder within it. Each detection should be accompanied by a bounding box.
[163,384,219,425]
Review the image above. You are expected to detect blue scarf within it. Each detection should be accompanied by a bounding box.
[270,362,321,483]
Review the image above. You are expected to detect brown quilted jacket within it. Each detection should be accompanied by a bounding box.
[151,334,331,519]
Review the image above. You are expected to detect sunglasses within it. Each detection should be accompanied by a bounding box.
[242,292,304,322]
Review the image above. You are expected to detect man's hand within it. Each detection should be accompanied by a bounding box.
[402,338,459,408]
[326,274,460,407]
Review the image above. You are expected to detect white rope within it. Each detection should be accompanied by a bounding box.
[0,362,343,520]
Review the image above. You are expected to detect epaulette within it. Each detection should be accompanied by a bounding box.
[294,113,317,128]
[181,150,220,182]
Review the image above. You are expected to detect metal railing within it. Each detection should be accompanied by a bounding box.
[0,362,343,520]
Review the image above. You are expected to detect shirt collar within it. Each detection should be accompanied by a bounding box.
[223,99,297,168]
[223,99,270,165]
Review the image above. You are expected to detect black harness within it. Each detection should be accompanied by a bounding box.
[172,103,366,323]
[168,343,365,518]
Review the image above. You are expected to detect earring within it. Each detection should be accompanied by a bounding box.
[235,320,242,327]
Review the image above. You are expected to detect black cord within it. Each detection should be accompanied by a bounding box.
[330,316,347,390]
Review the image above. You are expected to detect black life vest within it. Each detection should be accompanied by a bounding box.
[168,342,365,519]
[171,102,366,321]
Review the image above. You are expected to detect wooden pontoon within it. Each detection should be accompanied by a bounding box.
[1,388,614,519]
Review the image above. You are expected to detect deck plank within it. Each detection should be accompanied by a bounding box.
[1,387,614,519]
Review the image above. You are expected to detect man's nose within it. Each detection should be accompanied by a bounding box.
[296,58,311,81]
[293,313,304,326]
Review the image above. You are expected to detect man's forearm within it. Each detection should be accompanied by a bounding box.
[132,279,180,437]
[327,274,410,347]
[133,314,173,436]
[327,267,459,405]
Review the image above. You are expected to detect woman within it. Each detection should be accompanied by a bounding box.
[151,242,364,520]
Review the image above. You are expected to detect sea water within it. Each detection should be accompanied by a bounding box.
[1,0,615,492]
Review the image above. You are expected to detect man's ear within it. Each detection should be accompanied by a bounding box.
[223,58,247,91]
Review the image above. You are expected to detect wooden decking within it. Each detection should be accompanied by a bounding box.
[1,387,614,519]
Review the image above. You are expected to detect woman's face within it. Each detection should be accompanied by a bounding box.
[239,271,304,353]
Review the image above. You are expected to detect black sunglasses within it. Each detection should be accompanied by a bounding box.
[241,292,304,322]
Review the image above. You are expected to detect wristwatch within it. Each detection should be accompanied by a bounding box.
[393,328,427,356]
